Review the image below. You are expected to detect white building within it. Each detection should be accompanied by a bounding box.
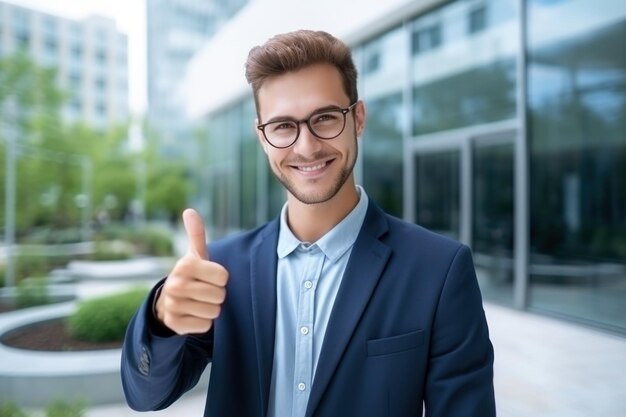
[0,1,129,129]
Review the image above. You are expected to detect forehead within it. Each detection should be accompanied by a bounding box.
[257,63,348,120]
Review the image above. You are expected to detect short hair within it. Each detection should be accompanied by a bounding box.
[245,30,358,119]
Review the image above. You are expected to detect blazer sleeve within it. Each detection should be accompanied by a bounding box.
[424,245,496,416]
[120,280,213,411]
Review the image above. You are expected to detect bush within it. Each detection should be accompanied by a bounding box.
[0,254,74,288]
[133,228,174,256]
[14,254,50,283]
[0,401,28,417]
[15,277,50,308]
[0,399,86,417]
[89,241,134,261]
[94,223,174,257]
[22,228,84,245]
[44,399,86,417]
[68,287,148,342]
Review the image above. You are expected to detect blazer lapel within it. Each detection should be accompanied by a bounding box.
[250,219,279,417]
[305,203,391,417]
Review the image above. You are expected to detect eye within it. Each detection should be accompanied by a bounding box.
[269,121,296,132]
[311,112,340,125]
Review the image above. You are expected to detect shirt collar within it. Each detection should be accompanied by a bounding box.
[277,185,369,262]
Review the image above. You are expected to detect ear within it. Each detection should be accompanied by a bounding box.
[355,100,367,138]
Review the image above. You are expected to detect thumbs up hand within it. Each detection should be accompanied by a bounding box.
[155,208,229,335]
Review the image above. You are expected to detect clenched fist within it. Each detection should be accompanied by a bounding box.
[155,208,229,335]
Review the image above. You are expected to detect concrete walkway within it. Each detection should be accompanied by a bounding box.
[80,303,626,417]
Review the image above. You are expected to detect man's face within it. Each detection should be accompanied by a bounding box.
[255,63,366,206]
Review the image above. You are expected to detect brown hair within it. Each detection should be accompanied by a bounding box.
[245,30,358,119]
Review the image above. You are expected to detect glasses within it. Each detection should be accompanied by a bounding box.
[257,102,357,149]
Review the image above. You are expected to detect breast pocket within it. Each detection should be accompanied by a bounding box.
[367,330,425,357]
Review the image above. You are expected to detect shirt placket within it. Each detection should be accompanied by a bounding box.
[292,245,325,417]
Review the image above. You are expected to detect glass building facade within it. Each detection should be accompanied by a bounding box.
[199,0,626,334]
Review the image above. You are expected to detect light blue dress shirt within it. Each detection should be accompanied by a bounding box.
[267,186,369,417]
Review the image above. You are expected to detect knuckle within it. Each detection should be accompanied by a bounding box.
[174,256,195,275]
[214,265,229,286]
[165,277,183,293]
[213,287,226,304]
[162,314,179,331]
[208,304,222,319]
[198,319,213,334]
[163,295,182,313]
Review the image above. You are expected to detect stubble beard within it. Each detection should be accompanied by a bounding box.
[272,137,358,205]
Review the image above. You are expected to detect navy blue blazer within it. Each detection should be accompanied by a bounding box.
[121,201,495,416]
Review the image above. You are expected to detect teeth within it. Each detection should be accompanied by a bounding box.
[299,162,326,172]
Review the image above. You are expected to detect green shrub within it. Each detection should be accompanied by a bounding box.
[68,287,148,342]
[14,254,50,283]
[0,400,29,417]
[133,228,174,256]
[44,399,86,417]
[93,223,132,242]
[22,228,83,245]
[15,277,50,308]
[0,399,86,417]
[90,241,134,261]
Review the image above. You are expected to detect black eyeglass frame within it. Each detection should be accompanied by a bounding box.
[257,102,358,149]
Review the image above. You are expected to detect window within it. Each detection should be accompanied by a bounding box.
[43,17,57,36]
[71,45,82,59]
[70,97,81,111]
[527,0,626,332]
[96,29,107,45]
[363,51,380,75]
[96,102,107,116]
[69,72,81,88]
[15,32,30,50]
[96,49,107,64]
[412,24,442,55]
[12,7,29,31]
[469,6,487,34]
[45,37,57,52]
[43,37,57,66]
[95,77,106,92]
[411,0,517,136]
[359,26,407,218]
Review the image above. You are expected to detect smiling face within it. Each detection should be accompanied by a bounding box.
[256,63,366,206]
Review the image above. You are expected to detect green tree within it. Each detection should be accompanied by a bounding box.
[1,53,195,235]
[0,52,66,231]
[142,122,194,223]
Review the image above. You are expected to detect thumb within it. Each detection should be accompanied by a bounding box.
[182,208,209,259]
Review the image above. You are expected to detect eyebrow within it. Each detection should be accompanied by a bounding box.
[264,104,343,124]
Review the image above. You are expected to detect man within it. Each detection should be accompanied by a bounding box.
[121,30,495,417]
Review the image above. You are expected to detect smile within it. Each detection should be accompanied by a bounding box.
[298,162,327,172]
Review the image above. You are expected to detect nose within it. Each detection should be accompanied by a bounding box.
[292,122,323,156]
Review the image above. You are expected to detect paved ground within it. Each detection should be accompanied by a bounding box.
[81,302,626,417]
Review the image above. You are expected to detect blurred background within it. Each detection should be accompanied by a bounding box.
[0,0,624,416]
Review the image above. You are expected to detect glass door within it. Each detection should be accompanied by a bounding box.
[408,123,518,306]
[413,149,462,241]
[472,133,515,305]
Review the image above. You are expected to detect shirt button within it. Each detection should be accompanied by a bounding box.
[298,382,306,391]
[300,326,309,335]
[304,280,313,289]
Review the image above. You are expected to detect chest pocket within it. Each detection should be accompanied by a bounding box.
[367,330,424,357]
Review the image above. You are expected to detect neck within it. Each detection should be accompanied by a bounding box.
[286,179,359,243]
